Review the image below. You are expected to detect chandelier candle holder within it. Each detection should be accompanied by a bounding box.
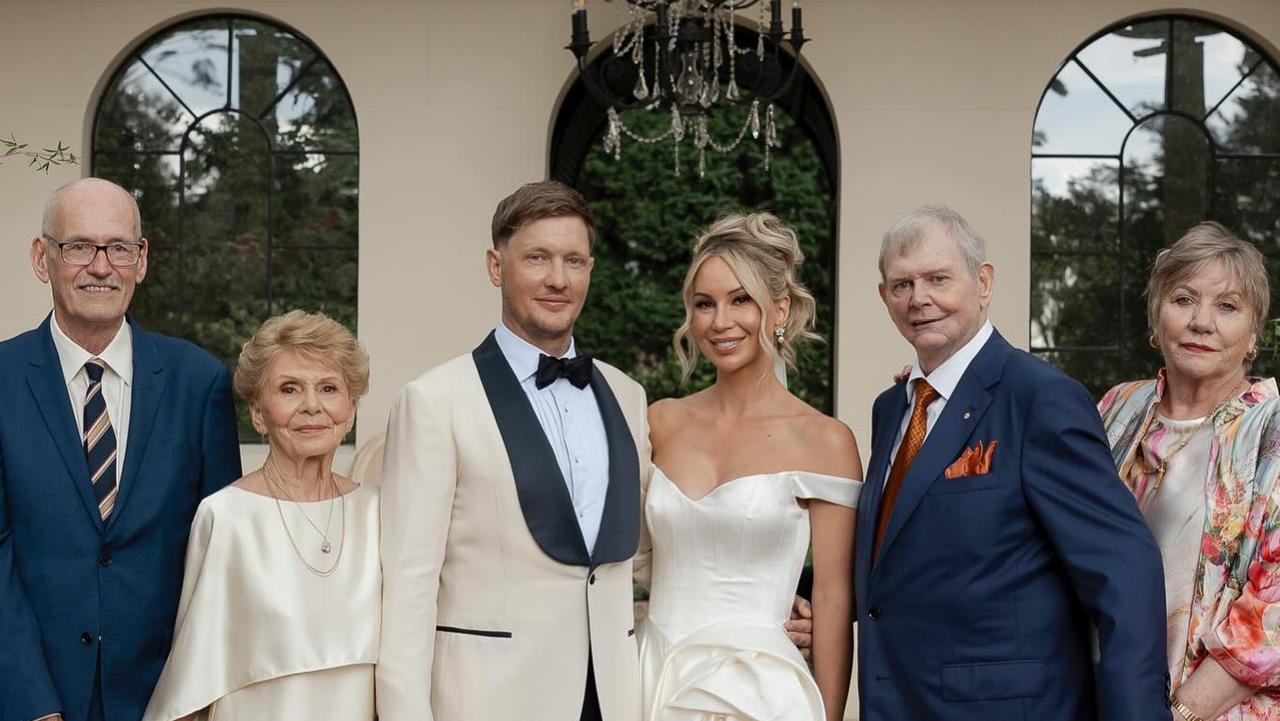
[567,0,808,177]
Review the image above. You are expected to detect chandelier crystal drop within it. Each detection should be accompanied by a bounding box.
[567,0,808,178]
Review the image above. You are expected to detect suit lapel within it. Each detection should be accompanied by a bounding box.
[26,317,103,533]
[110,321,167,531]
[585,367,641,566]
[472,332,591,566]
[871,332,1010,572]
[856,388,909,598]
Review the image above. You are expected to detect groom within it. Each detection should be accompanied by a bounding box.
[376,181,650,721]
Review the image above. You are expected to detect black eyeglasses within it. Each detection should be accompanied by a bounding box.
[42,234,144,267]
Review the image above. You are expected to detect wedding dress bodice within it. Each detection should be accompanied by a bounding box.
[639,467,860,721]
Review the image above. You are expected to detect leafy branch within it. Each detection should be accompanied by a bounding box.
[1263,318,1280,360]
[1,134,79,173]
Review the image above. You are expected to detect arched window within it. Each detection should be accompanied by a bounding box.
[1031,15,1280,395]
[551,26,839,412]
[93,14,358,440]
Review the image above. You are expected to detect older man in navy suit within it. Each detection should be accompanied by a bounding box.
[854,206,1169,721]
[0,179,241,721]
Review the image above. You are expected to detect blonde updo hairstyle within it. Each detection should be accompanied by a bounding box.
[674,212,820,384]
[234,310,370,408]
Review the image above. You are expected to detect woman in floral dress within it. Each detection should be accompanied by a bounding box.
[1099,222,1280,721]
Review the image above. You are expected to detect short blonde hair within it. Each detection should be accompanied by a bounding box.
[674,212,820,384]
[1146,221,1270,347]
[234,310,370,405]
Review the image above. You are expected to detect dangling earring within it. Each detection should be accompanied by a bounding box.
[1246,345,1259,362]
[1148,334,1159,349]
[774,326,785,346]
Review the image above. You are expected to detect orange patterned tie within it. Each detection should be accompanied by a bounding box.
[874,379,939,557]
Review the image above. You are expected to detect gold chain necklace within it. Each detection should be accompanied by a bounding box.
[1135,379,1248,493]
[260,459,346,577]
[263,459,337,553]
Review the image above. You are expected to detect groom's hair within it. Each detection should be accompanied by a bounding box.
[491,180,596,250]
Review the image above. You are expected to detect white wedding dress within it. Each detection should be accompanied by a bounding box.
[639,468,861,721]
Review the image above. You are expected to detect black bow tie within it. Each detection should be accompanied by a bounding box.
[536,353,594,390]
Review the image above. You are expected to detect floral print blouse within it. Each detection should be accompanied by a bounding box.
[1099,372,1280,720]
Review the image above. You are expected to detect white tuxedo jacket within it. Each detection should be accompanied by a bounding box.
[377,332,651,721]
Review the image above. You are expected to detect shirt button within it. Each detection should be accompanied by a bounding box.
[81,632,94,646]
[98,553,112,567]
[563,407,570,414]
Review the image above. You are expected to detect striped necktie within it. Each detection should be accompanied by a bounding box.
[83,359,118,520]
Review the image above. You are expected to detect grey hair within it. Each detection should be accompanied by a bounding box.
[879,205,986,279]
[41,178,142,240]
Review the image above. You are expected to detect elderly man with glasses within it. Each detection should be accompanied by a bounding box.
[0,178,241,721]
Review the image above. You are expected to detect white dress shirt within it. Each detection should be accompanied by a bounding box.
[50,314,132,482]
[885,320,993,486]
[494,321,610,554]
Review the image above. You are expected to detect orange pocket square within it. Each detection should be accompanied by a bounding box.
[945,440,998,479]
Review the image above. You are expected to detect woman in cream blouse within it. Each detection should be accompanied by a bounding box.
[143,310,378,721]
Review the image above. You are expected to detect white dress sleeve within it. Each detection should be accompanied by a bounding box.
[791,471,862,509]
[141,486,380,721]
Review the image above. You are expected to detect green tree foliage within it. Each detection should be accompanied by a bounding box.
[574,104,836,412]
[93,17,358,440]
[1032,27,1280,397]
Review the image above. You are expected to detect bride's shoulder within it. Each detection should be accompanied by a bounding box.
[648,391,711,435]
[791,410,861,479]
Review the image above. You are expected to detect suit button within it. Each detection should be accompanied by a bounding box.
[98,553,112,567]
[81,632,94,646]
[868,607,882,620]
[589,573,597,585]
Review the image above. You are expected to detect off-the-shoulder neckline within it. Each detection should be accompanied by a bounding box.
[653,465,858,504]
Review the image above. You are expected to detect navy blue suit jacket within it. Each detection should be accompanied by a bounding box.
[0,316,241,721]
[854,330,1168,721]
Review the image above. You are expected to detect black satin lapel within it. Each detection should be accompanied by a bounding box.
[110,326,167,531]
[472,332,590,566]
[586,369,640,566]
[26,323,103,533]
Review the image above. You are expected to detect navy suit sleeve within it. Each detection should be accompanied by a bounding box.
[0,451,62,721]
[200,365,242,497]
[1021,375,1169,721]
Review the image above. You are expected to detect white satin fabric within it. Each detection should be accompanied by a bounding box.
[640,468,861,721]
[1136,414,1214,686]
[142,483,380,721]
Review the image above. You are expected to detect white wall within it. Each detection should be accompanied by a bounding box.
[1,0,1277,461]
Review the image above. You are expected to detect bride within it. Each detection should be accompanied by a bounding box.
[641,213,861,721]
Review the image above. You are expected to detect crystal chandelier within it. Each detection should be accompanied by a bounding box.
[568,1,808,177]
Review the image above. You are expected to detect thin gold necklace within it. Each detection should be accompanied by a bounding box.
[263,459,337,553]
[1135,379,1248,493]
[261,459,346,577]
